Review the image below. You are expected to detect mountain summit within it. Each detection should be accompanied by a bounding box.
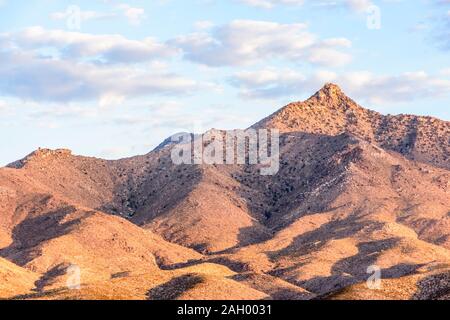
[7,148,73,169]
[311,83,347,102]
[254,84,449,170]
[0,84,449,300]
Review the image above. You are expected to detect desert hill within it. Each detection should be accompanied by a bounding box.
[0,257,39,297]
[1,83,449,300]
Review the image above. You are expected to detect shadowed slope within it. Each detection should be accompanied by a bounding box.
[208,133,450,296]
[1,83,449,300]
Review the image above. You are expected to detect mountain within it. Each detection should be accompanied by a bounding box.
[0,84,449,300]
[254,83,449,170]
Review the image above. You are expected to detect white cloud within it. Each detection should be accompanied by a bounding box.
[172,20,352,67]
[238,0,304,9]
[344,0,373,12]
[50,9,116,23]
[4,26,174,64]
[0,27,222,104]
[0,49,200,104]
[116,4,146,26]
[346,71,450,104]
[238,0,374,11]
[51,3,147,27]
[230,67,450,104]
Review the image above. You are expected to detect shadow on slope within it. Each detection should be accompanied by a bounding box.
[301,238,424,295]
[0,205,91,266]
[146,274,205,300]
[412,271,450,300]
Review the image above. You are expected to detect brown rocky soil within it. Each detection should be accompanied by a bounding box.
[1,84,449,300]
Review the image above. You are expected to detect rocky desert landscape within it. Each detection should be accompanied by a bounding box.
[0,84,449,300]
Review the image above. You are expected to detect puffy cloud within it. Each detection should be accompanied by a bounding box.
[3,26,174,64]
[230,67,450,104]
[115,4,146,26]
[0,48,199,104]
[172,20,352,67]
[0,27,230,104]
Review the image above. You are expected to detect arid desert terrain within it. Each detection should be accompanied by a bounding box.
[1,84,449,300]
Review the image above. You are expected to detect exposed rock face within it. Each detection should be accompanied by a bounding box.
[0,84,449,300]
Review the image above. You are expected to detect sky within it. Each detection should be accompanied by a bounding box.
[0,0,449,165]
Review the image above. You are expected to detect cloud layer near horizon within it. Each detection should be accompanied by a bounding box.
[0,22,354,103]
[0,27,198,103]
[230,68,450,104]
[0,6,448,108]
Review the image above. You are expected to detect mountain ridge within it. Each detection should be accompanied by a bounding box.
[1,83,449,300]
[253,83,449,170]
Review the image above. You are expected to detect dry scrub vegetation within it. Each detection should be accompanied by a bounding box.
[1,84,449,300]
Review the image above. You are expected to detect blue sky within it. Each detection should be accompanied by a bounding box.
[0,0,449,165]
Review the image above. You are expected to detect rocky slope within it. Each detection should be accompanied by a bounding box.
[0,84,449,300]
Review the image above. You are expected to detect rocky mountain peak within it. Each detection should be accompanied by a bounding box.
[317,83,344,97]
[307,83,353,107]
[31,148,72,158]
[7,148,72,169]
